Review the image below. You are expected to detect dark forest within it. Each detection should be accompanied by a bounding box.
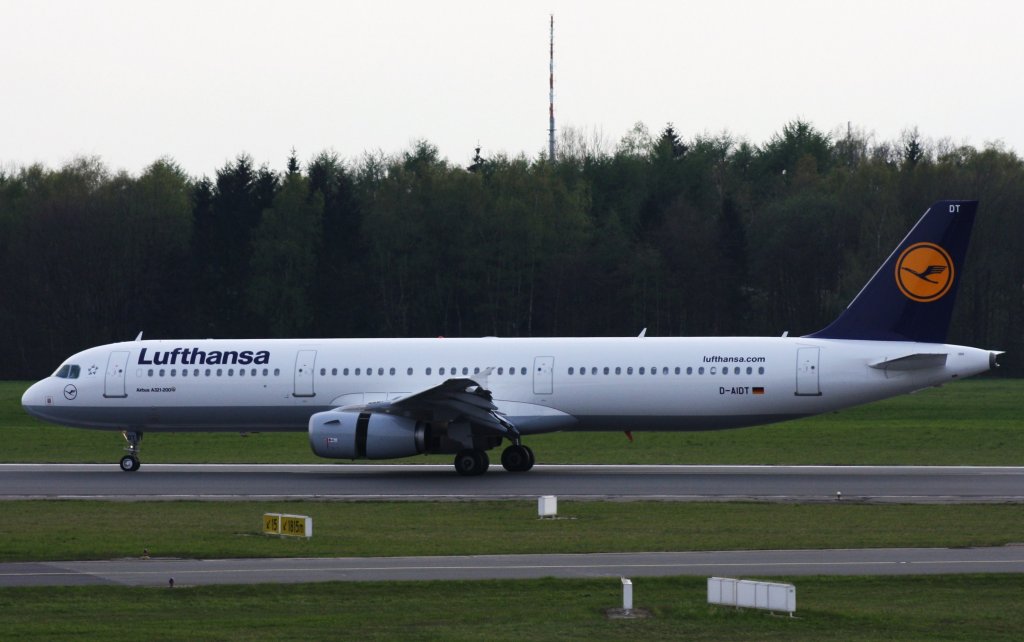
[2,120,1020,378]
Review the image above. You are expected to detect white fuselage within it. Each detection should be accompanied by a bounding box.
[21,336,994,435]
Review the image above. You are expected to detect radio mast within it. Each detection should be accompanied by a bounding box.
[548,14,556,163]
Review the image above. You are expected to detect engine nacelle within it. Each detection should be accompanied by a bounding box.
[309,410,427,460]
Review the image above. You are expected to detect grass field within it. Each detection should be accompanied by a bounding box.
[2,501,1023,562]
[2,575,1023,641]
[3,378,1022,465]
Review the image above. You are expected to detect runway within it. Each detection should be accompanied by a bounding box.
[1,463,1022,503]
[2,547,1022,587]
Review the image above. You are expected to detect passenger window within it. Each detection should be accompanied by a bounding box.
[627,367,633,375]
[603,367,609,375]
[686,367,693,375]
[263,369,269,376]
[664,367,669,375]
[498,367,504,375]
[216,369,223,376]
[439,367,445,375]
[251,368,257,376]
[407,367,413,375]
[639,367,645,375]
[426,367,432,375]
[274,368,280,376]
[355,368,361,375]
[320,368,326,376]
[746,367,752,375]
[205,369,211,377]
[698,367,704,375]
[651,367,657,375]
[343,368,349,376]
[378,368,384,376]
[171,369,177,377]
[462,367,469,375]
[474,367,480,374]
[615,367,621,374]
[182,369,189,377]
[710,367,717,374]
[239,369,245,377]
[332,368,338,376]
[148,369,154,377]
[521,367,527,375]
[568,367,574,375]
[228,369,234,376]
[758,367,765,375]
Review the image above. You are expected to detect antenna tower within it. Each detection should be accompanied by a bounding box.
[548,14,556,162]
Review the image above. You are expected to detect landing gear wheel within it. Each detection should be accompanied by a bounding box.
[120,455,140,472]
[501,444,534,472]
[120,430,143,473]
[454,449,490,476]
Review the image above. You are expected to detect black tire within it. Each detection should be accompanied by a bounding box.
[454,449,488,476]
[523,445,535,470]
[501,445,531,472]
[475,449,490,474]
[120,455,140,472]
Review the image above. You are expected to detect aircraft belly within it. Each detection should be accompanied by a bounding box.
[564,413,806,432]
[23,404,316,432]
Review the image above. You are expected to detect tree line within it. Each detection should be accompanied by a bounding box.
[2,120,1021,379]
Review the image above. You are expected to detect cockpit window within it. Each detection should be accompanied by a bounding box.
[53,364,81,379]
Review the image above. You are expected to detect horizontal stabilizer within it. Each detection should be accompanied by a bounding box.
[868,353,948,371]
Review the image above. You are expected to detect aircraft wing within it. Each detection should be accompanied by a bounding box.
[336,376,518,439]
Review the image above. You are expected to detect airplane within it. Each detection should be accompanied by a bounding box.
[21,200,1001,475]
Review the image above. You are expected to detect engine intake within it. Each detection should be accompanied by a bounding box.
[309,410,427,460]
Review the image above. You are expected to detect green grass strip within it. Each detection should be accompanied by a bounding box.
[2,501,1022,562]
[2,575,1023,641]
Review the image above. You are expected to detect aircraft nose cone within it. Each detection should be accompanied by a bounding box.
[21,380,48,418]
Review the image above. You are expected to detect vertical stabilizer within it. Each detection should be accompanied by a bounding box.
[807,200,977,343]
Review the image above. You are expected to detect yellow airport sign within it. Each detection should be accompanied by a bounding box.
[262,512,312,538]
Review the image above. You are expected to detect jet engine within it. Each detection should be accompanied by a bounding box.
[308,410,427,460]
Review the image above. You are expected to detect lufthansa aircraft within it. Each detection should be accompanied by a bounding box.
[22,200,1000,475]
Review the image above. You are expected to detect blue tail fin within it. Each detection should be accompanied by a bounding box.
[807,200,977,343]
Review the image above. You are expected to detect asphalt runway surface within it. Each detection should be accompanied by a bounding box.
[3,547,1023,587]
[1,463,1022,503]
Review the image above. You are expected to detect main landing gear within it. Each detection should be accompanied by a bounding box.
[500,444,535,473]
[452,444,535,476]
[120,430,142,472]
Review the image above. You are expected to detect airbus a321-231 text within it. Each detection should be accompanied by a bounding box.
[22,200,1001,475]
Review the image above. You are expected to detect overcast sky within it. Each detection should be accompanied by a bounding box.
[2,0,1022,177]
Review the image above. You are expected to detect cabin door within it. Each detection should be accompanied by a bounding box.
[533,356,554,395]
[104,351,130,398]
[294,350,317,397]
[795,347,821,396]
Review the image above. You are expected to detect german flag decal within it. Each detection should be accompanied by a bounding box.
[753,387,765,395]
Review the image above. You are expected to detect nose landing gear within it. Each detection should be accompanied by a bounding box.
[120,430,142,472]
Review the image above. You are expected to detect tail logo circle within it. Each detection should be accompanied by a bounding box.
[895,242,954,302]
